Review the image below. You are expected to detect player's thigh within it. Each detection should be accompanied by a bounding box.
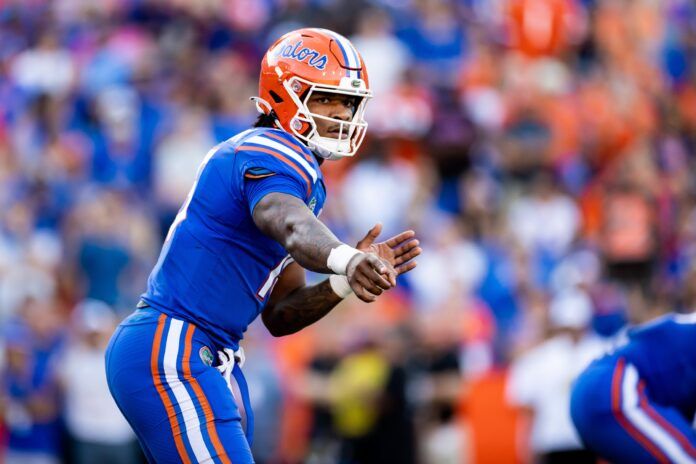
[105,311,180,462]
[570,358,649,462]
[185,364,255,464]
[106,310,254,463]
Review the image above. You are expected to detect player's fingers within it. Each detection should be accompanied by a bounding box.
[359,291,378,303]
[356,223,383,249]
[380,258,397,286]
[384,230,415,248]
[356,272,384,295]
[350,279,378,302]
[363,267,392,291]
[358,264,391,291]
[394,239,420,258]
[396,238,420,253]
[395,246,422,266]
[396,260,418,275]
[364,255,394,289]
[379,258,397,287]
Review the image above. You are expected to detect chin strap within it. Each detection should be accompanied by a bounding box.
[250,96,282,128]
[251,96,351,160]
[250,96,272,115]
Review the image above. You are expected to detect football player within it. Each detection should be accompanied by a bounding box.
[105,28,421,463]
[571,286,696,463]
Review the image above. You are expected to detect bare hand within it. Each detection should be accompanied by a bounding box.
[346,252,397,303]
[356,223,421,276]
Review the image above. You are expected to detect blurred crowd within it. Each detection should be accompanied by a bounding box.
[1,0,695,463]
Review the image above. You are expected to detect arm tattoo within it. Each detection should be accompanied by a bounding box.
[262,279,342,336]
[253,192,342,273]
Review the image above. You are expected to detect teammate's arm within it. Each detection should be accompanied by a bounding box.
[252,192,395,302]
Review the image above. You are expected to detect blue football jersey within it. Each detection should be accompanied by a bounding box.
[141,127,326,350]
[617,313,696,418]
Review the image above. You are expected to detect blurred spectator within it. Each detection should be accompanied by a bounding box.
[1,298,66,464]
[243,324,284,464]
[599,153,659,285]
[10,32,75,97]
[299,330,343,464]
[506,0,587,57]
[365,71,434,139]
[350,9,410,95]
[507,170,579,258]
[507,289,606,464]
[329,339,390,464]
[370,326,416,464]
[414,314,465,464]
[339,148,419,240]
[409,216,486,311]
[85,85,158,187]
[58,300,139,464]
[152,108,213,228]
[75,194,132,307]
[0,224,61,322]
[507,170,581,288]
[395,0,468,83]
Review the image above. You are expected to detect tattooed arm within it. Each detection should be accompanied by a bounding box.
[253,192,395,302]
[253,193,342,272]
[260,222,422,337]
[262,262,341,336]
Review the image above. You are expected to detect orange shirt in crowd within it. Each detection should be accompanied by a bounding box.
[507,0,578,57]
[462,369,522,464]
[602,190,655,262]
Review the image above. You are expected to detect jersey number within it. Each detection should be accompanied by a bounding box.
[256,255,294,300]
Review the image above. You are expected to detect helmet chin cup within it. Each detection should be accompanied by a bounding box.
[307,138,332,159]
[281,77,370,160]
[309,134,352,160]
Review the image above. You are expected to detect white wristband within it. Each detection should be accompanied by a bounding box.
[327,244,362,275]
[329,274,353,299]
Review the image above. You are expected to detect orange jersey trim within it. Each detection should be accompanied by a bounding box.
[244,172,276,179]
[237,144,312,198]
[263,132,314,163]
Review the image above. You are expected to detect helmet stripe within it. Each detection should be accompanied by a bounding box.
[315,28,360,79]
[336,34,361,79]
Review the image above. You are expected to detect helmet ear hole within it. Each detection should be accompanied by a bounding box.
[269,91,284,103]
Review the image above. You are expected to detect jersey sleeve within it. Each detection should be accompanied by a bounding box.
[235,135,317,214]
[244,172,308,214]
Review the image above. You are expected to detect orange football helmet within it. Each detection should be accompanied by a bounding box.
[255,28,372,160]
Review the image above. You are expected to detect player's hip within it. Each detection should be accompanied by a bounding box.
[571,355,696,463]
[105,307,254,463]
[571,354,662,434]
[106,307,221,391]
[571,355,618,422]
